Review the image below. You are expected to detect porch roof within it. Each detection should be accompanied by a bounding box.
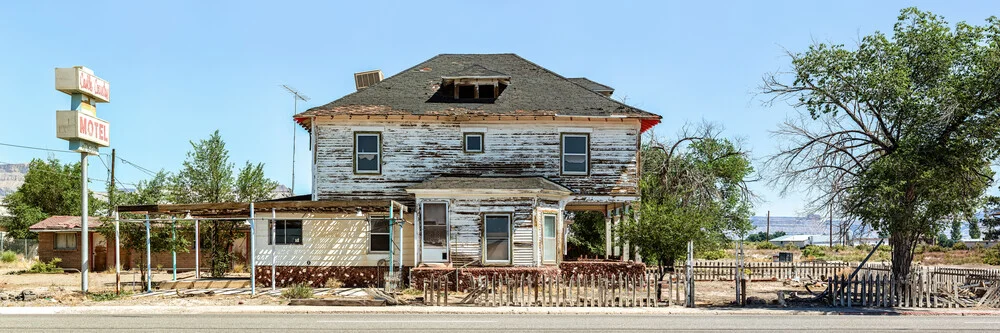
[116,199,409,217]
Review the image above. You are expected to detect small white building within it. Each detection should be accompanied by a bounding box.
[769,235,812,248]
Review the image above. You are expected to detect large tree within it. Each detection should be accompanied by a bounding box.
[170,130,277,277]
[1,158,105,239]
[624,124,755,278]
[762,8,1000,281]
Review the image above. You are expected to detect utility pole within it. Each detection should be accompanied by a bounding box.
[766,210,770,241]
[281,85,309,196]
[108,149,116,216]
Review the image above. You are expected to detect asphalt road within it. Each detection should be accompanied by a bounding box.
[2,313,1000,332]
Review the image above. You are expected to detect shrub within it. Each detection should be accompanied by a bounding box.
[783,243,799,251]
[855,244,873,252]
[754,241,779,250]
[952,242,968,250]
[983,248,1000,266]
[699,250,727,260]
[1,251,16,263]
[28,258,64,273]
[323,278,343,289]
[925,245,946,253]
[830,245,848,252]
[801,246,826,258]
[974,243,987,252]
[282,283,313,299]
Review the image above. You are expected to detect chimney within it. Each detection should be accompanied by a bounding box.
[354,70,383,91]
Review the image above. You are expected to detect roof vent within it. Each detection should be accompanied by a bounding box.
[354,70,383,91]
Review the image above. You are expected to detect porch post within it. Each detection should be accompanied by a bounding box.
[194,219,200,279]
[622,205,630,261]
[249,202,256,296]
[271,208,276,291]
[171,216,177,281]
[144,214,151,292]
[114,211,121,295]
[604,208,612,259]
[398,205,404,274]
[389,203,395,281]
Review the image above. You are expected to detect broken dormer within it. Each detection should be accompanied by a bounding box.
[440,64,510,101]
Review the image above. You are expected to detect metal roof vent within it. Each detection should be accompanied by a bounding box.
[354,70,383,91]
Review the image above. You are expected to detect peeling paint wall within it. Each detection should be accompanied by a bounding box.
[251,212,415,267]
[313,119,640,203]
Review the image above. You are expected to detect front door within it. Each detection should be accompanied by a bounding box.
[421,202,449,263]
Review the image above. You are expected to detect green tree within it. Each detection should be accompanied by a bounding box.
[950,218,963,243]
[170,130,277,277]
[236,162,278,202]
[566,211,605,259]
[1,158,104,239]
[761,8,1000,282]
[746,231,786,243]
[969,216,982,240]
[624,124,755,280]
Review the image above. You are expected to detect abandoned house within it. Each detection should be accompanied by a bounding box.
[113,53,661,287]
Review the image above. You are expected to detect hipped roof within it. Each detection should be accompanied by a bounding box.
[295,54,661,131]
[30,216,106,232]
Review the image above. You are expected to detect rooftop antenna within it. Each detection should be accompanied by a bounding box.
[282,85,310,197]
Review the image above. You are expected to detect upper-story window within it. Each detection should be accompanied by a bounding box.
[355,132,381,174]
[464,133,484,153]
[561,134,589,175]
[439,64,510,102]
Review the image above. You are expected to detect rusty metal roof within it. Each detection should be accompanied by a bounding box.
[29,215,106,231]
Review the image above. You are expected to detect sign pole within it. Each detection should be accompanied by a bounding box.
[80,152,89,293]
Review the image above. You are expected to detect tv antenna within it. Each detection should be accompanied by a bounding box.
[282,84,310,197]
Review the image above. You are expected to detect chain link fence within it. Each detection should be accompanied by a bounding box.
[1,235,38,261]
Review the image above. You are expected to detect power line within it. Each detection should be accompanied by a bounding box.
[0,142,76,154]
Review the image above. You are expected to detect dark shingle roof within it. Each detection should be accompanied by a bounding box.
[406,176,572,194]
[296,54,660,122]
[568,77,614,94]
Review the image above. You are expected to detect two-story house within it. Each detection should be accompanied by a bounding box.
[252,54,659,286]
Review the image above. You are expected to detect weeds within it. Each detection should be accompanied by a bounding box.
[323,278,343,289]
[281,283,313,299]
[88,291,131,302]
[0,251,16,263]
[28,258,64,273]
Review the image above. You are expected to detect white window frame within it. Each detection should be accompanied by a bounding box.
[368,216,391,253]
[420,201,450,263]
[269,220,303,245]
[542,214,558,264]
[54,232,77,250]
[463,133,484,153]
[483,214,512,265]
[354,132,381,174]
[561,133,589,175]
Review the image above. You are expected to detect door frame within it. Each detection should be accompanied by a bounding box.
[419,200,450,263]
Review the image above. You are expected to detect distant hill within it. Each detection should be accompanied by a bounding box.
[0,163,28,198]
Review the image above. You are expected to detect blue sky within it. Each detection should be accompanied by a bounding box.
[0,0,996,216]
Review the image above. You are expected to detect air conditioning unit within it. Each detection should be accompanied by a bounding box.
[354,70,383,91]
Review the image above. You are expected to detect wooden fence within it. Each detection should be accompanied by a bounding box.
[423,273,689,307]
[828,267,1000,308]
[661,261,891,281]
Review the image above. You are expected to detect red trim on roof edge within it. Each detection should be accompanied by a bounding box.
[640,119,660,133]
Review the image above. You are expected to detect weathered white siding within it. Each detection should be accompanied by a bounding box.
[252,212,415,267]
[413,196,566,267]
[313,119,640,203]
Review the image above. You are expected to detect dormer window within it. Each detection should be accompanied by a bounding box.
[439,64,510,102]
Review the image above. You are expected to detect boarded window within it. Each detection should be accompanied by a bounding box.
[464,133,483,153]
[269,220,303,245]
[355,133,381,174]
[369,217,390,252]
[562,134,589,174]
[55,233,77,250]
[543,214,557,263]
[484,214,510,263]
